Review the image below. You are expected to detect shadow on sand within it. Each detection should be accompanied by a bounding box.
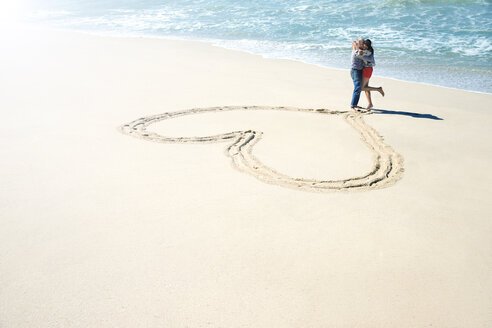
[371,109,443,120]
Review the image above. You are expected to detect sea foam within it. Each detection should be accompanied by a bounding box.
[24,0,492,93]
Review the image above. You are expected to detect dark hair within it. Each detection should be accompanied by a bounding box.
[363,39,374,54]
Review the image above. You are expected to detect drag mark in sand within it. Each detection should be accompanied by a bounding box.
[119,106,404,192]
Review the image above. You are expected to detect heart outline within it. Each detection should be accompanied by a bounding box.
[119,106,404,192]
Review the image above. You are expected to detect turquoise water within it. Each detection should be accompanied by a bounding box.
[25,0,492,93]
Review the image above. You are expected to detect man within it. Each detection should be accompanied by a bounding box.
[350,40,372,110]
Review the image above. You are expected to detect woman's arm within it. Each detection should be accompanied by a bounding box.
[363,54,374,63]
[355,53,374,63]
[352,41,358,52]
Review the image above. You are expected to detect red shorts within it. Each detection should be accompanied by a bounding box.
[362,67,373,79]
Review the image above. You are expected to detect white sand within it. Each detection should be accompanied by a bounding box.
[1,26,491,327]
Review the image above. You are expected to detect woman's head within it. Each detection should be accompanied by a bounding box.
[363,39,374,53]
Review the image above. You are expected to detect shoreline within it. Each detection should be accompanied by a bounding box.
[25,24,492,96]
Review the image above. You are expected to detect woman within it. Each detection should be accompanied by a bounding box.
[360,39,384,110]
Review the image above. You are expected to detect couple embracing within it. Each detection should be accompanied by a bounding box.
[350,38,384,111]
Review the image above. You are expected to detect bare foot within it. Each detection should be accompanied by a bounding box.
[366,104,374,110]
[379,87,385,97]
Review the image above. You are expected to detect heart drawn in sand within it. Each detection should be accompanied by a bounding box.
[119,106,404,192]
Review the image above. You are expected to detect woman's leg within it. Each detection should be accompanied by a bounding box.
[362,83,384,96]
[362,78,373,109]
[362,67,384,99]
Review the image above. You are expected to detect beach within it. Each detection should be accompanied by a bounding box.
[1,26,491,327]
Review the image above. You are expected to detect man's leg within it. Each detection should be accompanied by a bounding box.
[350,69,362,108]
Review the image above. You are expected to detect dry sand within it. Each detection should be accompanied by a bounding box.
[1,26,491,327]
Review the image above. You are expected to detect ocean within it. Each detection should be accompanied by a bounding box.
[23,0,492,93]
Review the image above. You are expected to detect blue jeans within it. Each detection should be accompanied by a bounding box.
[350,69,362,107]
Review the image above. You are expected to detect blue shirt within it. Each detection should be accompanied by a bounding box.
[363,53,375,68]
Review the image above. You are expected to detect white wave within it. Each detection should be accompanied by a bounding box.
[27,10,73,19]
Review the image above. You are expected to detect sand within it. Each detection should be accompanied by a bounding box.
[1,26,491,327]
